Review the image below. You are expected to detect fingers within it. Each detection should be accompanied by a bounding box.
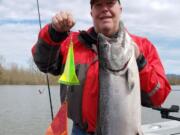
[52,11,75,32]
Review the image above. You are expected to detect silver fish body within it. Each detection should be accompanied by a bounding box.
[96,31,142,135]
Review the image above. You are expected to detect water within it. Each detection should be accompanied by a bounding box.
[142,85,180,124]
[0,85,180,135]
[0,85,63,135]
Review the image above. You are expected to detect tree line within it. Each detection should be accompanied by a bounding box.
[0,55,180,85]
[167,75,180,85]
[0,56,58,85]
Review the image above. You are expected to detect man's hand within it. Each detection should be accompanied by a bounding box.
[52,11,75,32]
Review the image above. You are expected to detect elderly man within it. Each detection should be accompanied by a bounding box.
[32,0,171,135]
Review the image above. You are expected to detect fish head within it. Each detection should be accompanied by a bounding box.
[98,33,133,72]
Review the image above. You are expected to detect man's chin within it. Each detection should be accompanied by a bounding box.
[100,22,112,28]
[100,25,113,35]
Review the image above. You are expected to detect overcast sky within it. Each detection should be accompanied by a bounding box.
[0,0,179,74]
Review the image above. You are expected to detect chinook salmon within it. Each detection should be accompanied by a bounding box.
[96,23,142,135]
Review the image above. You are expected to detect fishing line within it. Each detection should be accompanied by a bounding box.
[36,0,54,120]
[36,0,42,30]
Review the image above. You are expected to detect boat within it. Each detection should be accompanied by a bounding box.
[142,120,180,135]
[142,105,180,135]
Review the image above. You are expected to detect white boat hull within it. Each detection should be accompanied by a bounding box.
[142,120,180,135]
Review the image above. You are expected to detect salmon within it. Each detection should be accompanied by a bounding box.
[96,24,142,135]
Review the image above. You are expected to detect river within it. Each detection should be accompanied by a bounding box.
[0,85,180,135]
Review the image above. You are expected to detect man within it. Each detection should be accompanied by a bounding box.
[32,0,171,135]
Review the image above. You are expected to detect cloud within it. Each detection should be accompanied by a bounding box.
[155,41,180,74]
[164,59,180,74]
[0,0,180,74]
[1,0,179,38]
[121,0,180,38]
[0,23,39,67]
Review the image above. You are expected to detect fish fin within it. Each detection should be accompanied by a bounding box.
[126,68,135,91]
[95,126,102,135]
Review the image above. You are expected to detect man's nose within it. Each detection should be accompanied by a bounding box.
[101,4,109,12]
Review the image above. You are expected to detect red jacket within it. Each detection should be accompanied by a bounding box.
[32,24,171,132]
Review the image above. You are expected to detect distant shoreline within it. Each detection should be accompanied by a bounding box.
[1,62,180,85]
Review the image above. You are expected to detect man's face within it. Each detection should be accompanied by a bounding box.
[91,0,122,37]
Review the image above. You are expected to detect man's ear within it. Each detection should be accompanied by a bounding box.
[120,5,122,12]
[90,11,92,17]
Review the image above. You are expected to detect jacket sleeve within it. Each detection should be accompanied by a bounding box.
[137,38,171,107]
[31,24,69,75]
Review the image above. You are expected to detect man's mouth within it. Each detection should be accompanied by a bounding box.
[100,16,112,20]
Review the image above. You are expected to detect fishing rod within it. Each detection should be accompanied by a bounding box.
[36,0,54,120]
[152,105,180,121]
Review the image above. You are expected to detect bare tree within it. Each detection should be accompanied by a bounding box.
[27,57,39,74]
[0,55,5,81]
[0,55,5,68]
